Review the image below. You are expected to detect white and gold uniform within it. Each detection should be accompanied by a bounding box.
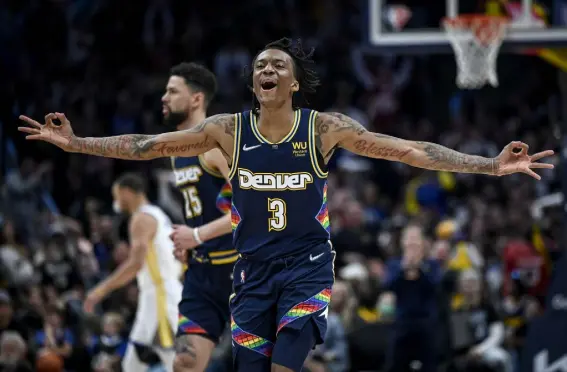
[123,204,182,372]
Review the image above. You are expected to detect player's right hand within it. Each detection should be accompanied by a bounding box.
[18,112,75,151]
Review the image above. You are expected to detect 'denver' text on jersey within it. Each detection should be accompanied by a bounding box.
[229,108,330,260]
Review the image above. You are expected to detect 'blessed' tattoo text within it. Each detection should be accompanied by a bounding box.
[353,140,413,160]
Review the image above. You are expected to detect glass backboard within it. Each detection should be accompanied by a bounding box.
[367,0,567,54]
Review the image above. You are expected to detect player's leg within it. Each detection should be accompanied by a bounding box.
[122,343,147,372]
[231,317,274,372]
[271,319,318,372]
[230,257,277,372]
[272,246,335,372]
[174,265,232,372]
[126,295,165,371]
[122,343,162,372]
[173,334,215,372]
[154,346,179,372]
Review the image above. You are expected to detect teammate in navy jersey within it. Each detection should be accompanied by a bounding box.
[20,38,555,372]
[159,63,236,372]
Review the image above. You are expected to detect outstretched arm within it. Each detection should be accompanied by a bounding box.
[19,112,235,160]
[315,112,554,179]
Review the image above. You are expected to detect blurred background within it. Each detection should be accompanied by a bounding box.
[1,0,566,371]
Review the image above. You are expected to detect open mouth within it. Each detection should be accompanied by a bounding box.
[261,81,277,91]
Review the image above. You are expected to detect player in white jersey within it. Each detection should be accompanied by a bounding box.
[84,173,182,372]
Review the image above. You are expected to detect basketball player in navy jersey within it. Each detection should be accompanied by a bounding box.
[20,38,555,372]
[160,63,236,372]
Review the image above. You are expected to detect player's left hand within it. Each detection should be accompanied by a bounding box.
[173,246,188,264]
[83,288,104,314]
[170,225,200,250]
[495,142,554,180]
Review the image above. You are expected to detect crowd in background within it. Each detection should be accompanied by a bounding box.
[1,0,565,371]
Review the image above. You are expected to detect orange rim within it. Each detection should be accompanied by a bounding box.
[443,15,509,45]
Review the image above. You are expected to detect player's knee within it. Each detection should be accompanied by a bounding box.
[173,353,198,372]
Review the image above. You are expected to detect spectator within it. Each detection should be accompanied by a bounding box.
[449,269,512,372]
[88,312,127,372]
[38,233,83,297]
[33,307,74,362]
[0,291,27,343]
[3,160,52,239]
[0,331,33,372]
[501,276,541,371]
[383,223,442,372]
[142,0,174,51]
[15,286,45,341]
[0,221,34,289]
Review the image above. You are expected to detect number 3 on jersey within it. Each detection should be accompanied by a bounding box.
[182,186,202,218]
[268,198,286,231]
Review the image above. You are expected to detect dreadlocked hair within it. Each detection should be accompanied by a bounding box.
[246,38,321,113]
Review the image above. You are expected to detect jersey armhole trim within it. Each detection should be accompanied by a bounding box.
[308,110,328,178]
[198,154,223,178]
[228,113,241,180]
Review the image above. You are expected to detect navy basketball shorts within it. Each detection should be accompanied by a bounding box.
[177,263,233,344]
[230,243,335,371]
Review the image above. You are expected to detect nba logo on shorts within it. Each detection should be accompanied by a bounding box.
[240,270,245,283]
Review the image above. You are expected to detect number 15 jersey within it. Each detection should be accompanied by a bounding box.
[229,108,330,260]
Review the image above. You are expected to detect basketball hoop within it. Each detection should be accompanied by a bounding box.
[442,15,509,89]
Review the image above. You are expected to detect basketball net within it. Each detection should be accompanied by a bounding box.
[443,16,509,89]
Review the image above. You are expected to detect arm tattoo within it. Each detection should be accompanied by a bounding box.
[316,112,495,175]
[69,134,160,159]
[67,114,233,160]
[216,114,235,138]
[315,112,366,160]
[175,335,197,359]
[415,141,496,175]
[352,135,412,161]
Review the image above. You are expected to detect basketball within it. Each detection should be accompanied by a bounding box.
[35,351,64,372]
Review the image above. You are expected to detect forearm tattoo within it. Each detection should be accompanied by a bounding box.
[414,141,497,175]
[68,114,234,160]
[317,112,496,175]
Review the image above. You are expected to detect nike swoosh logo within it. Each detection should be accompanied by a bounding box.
[310,252,325,261]
[242,144,261,151]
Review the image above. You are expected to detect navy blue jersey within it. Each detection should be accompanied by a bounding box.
[171,155,235,262]
[229,109,330,260]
